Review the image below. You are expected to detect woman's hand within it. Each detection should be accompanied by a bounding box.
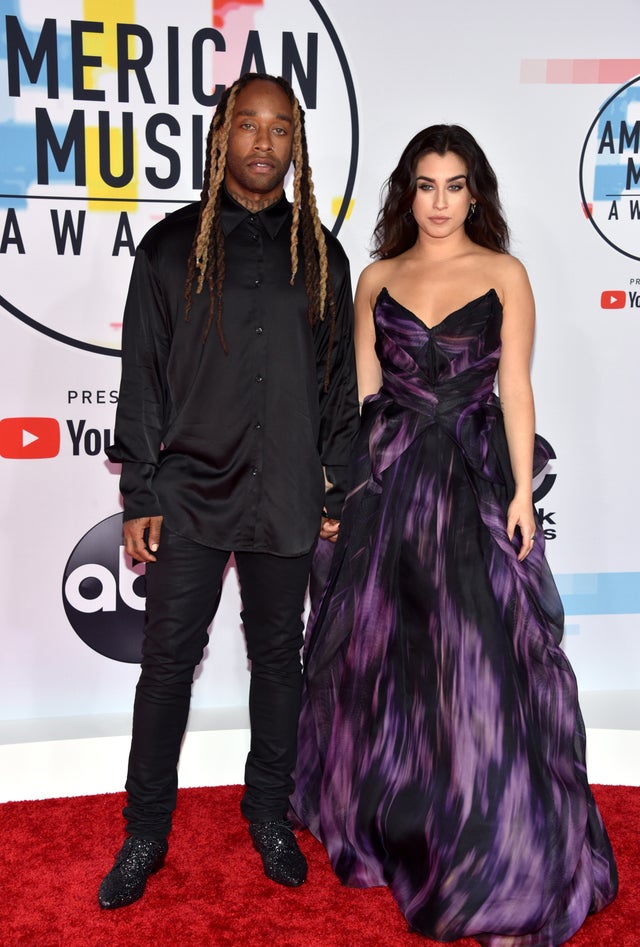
[506,495,536,562]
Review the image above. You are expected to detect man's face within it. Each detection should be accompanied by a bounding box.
[224,80,294,204]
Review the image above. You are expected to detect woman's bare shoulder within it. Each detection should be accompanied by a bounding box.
[355,258,397,305]
[478,249,531,301]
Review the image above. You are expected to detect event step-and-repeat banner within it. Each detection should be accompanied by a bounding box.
[1,0,638,729]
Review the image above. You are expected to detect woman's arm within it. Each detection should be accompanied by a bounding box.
[497,257,537,562]
[354,263,383,403]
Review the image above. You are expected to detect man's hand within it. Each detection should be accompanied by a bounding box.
[319,516,340,543]
[123,515,164,563]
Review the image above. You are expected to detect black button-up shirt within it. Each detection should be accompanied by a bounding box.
[107,190,359,557]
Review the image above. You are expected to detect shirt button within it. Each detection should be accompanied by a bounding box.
[255,374,263,383]
[255,326,263,334]
[255,422,262,430]
[254,279,261,287]
[251,467,258,476]
[251,233,258,241]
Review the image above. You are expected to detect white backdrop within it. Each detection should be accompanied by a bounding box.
[1,0,639,745]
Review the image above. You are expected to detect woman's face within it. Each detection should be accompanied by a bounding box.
[410,150,475,241]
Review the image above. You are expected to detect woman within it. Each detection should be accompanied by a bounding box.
[291,126,617,945]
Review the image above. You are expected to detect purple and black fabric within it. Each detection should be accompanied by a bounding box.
[291,289,617,946]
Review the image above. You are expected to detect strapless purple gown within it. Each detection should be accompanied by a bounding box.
[291,289,617,946]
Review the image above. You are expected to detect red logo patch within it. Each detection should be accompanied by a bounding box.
[600,290,626,309]
[0,417,61,458]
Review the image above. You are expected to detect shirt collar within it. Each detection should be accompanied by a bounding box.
[221,187,291,239]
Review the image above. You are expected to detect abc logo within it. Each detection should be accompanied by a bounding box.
[62,513,145,663]
[532,435,556,503]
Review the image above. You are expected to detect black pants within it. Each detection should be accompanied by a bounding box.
[123,528,312,840]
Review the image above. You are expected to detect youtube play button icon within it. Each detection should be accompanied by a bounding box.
[0,417,61,458]
[600,290,626,309]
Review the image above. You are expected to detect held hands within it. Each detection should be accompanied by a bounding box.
[319,515,340,543]
[506,496,537,562]
[123,515,164,563]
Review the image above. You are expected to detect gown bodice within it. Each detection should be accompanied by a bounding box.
[364,288,545,491]
[374,285,502,399]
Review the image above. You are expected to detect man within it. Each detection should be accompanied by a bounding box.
[98,73,358,909]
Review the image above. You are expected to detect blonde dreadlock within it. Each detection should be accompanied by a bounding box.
[185,73,336,389]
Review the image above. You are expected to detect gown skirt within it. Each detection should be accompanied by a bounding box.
[291,289,617,946]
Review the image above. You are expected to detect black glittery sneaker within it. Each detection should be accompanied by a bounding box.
[249,819,308,887]
[98,837,168,909]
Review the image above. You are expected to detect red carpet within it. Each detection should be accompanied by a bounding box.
[0,784,637,946]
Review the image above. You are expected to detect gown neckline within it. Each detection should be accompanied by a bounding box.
[377,286,499,333]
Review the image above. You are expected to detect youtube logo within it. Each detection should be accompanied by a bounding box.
[601,290,626,309]
[0,417,61,459]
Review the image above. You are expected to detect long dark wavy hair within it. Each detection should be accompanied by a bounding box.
[372,124,510,259]
[185,73,336,388]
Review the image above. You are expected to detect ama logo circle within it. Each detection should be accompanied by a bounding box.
[579,74,640,261]
[62,512,145,663]
[0,0,358,355]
